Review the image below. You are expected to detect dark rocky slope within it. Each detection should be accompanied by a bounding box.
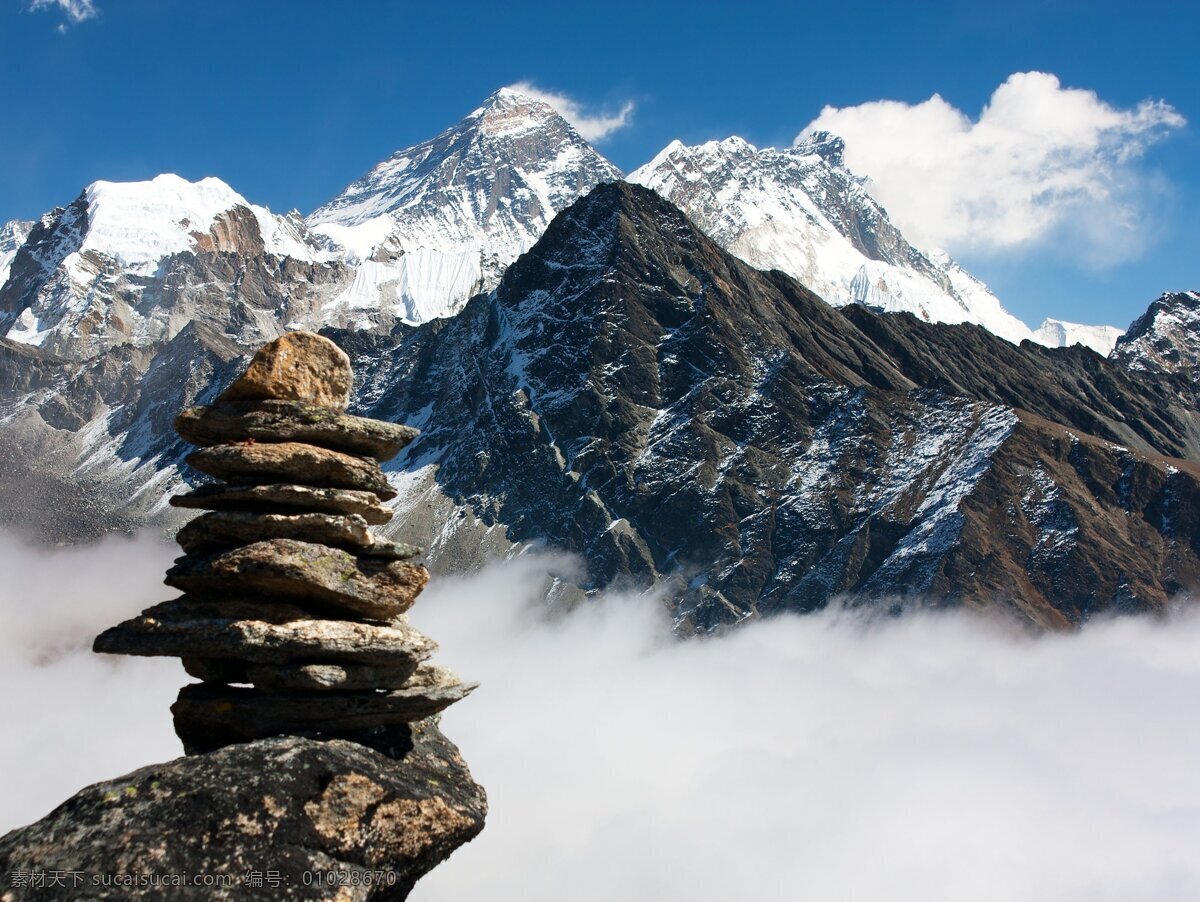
[339,183,1200,630]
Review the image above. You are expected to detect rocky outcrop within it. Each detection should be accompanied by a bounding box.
[0,332,485,899]
[0,724,485,901]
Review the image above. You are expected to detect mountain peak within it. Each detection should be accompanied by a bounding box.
[1032,317,1123,356]
[305,90,622,326]
[467,87,567,137]
[480,85,546,109]
[1112,289,1200,373]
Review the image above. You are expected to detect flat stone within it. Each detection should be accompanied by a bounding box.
[165,539,429,620]
[357,537,425,560]
[181,659,461,692]
[175,400,419,461]
[169,483,393,525]
[217,331,353,409]
[93,596,436,666]
[0,727,487,894]
[172,680,478,748]
[186,441,397,500]
[176,510,374,555]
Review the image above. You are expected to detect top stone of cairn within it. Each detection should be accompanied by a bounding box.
[218,331,354,410]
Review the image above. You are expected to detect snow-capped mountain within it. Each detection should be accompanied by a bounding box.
[307,87,622,326]
[1033,318,1124,356]
[629,133,1115,347]
[0,174,347,358]
[1110,291,1200,373]
[5,182,1197,631]
[0,219,33,290]
[0,92,1122,357]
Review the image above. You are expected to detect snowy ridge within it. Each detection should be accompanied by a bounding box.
[1033,318,1124,356]
[307,87,621,326]
[629,134,1119,348]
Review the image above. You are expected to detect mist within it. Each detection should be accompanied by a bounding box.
[3,533,1200,900]
[0,530,181,829]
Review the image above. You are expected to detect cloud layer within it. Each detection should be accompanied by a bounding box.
[507,81,634,142]
[798,72,1184,264]
[4,535,1200,902]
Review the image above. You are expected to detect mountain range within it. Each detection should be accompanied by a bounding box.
[1,88,1196,630]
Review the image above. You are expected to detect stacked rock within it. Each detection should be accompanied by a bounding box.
[94,331,475,754]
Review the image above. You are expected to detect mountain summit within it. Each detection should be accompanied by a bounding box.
[307,88,622,325]
[629,133,1048,344]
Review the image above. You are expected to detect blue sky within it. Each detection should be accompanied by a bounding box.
[1,0,1195,329]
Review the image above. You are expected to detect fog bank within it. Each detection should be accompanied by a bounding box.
[2,533,1199,900]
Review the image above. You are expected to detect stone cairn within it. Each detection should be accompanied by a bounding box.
[95,332,475,754]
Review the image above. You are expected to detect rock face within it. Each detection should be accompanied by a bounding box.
[95,330,475,752]
[0,725,486,901]
[1111,290,1200,376]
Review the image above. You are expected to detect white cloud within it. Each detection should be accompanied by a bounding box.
[506,81,634,142]
[798,72,1185,264]
[6,535,1200,902]
[27,0,98,29]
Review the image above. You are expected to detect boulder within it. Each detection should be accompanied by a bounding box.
[217,331,353,410]
[93,597,436,667]
[186,442,397,500]
[169,483,394,525]
[172,682,478,753]
[165,540,428,621]
[176,400,418,461]
[0,724,486,900]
